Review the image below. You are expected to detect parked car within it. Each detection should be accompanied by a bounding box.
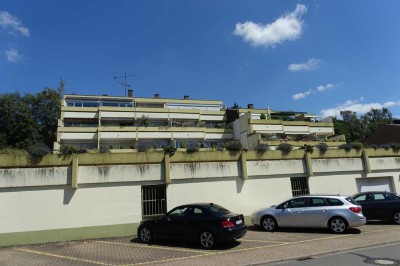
[137,203,247,249]
[352,191,400,224]
[251,195,366,234]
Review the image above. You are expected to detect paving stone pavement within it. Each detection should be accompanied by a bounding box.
[1,224,399,265]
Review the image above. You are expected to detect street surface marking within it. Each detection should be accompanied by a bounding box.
[15,248,110,265]
[96,240,212,254]
[128,226,400,265]
[241,239,289,244]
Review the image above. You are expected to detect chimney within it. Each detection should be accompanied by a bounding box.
[127,89,133,97]
[184,95,189,100]
[154,93,160,98]
[247,103,254,109]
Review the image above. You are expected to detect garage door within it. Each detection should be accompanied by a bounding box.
[356,177,393,192]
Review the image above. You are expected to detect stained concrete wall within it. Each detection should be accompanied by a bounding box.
[1,150,400,247]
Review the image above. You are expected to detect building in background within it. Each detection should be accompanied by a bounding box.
[54,91,336,152]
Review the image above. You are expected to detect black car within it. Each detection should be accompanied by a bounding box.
[353,191,400,224]
[137,203,247,249]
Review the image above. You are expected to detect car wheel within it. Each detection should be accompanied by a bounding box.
[261,216,277,232]
[139,226,152,243]
[199,231,215,249]
[329,217,347,234]
[394,212,400,224]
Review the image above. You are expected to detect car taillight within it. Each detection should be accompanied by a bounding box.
[221,220,235,228]
[349,207,362,213]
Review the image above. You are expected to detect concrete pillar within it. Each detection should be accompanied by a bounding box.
[240,150,248,180]
[164,154,171,185]
[304,152,313,176]
[71,154,79,189]
[362,150,371,173]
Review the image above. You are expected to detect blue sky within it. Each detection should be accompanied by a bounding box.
[1,1,400,118]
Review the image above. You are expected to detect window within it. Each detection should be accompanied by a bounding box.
[373,193,391,201]
[326,198,344,206]
[203,204,230,216]
[309,198,327,207]
[287,198,307,208]
[141,185,167,219]
[353,194,367,202]
[169,206,189,218]
[290,177,309,196]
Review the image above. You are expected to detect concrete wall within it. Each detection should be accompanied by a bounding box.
[1,149,400,246]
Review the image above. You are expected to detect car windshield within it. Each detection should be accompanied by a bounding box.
[345,197,359,205]
[203,204,231,216]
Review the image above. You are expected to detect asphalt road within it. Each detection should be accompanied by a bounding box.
[1,223,399,265]
[272,242,400,266]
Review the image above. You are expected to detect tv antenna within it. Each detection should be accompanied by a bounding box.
[113,73,135,96]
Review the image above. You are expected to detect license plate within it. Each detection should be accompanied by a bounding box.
[236,219,243,225]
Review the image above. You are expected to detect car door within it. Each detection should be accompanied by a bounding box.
[305,197,330,227]
[277,198,307,227]
[353,193,371,218]
[155,206,193,240]
[368,193,396,220]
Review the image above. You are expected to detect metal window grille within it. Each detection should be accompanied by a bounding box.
[290,177,309,196]
[141,185,167,219]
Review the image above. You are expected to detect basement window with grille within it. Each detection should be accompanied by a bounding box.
[290,177,309,196]
[141,185,167,219]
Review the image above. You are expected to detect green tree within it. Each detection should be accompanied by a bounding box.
[0,80,64,150]
[333,108,392,143]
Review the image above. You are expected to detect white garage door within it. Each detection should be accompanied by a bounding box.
[356,177,393,192]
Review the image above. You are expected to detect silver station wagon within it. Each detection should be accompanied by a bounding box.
[252,195,366,233]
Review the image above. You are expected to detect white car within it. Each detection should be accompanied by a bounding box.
[252,195,366,233]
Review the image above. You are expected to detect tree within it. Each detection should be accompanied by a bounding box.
[0,80,64,150]
[333,108,393,143]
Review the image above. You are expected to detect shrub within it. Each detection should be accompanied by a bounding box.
[163,144,177,155]
[174,121,182,127]
[260,113,266,120]
[380,144,391,150]
[351,142,363,151]
[198,121,206,127]
[129,144,135,149]
[109,145,114,149]
[29,143,51,157]
[216,123,225,128]
[368,144,379,150]
[261,133,277,141]
[140,115,149,127]
[225,140,242,151]
[300,144,314,153]
[182,121,195,127]
[99,146,110,153]
[60,145,79,155]
[339,143,352,152]
[276,143,293,154]
[186,143,200,153]
[316,143,329,153]
[138,144,150,152]
[255,144,269,155]
[390,143,400,152]
[200,142,205,148]
[180,141,186,148]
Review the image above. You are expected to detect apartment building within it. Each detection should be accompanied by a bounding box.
[54,91,335,151]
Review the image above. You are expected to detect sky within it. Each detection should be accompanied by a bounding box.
[1,1,400,118]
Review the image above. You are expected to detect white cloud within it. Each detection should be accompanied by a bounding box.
[233,4,307,48]
[288,58,321,72]
[292,89,312,100]
[0,11,29,37]
[320,98,400,118]
[316,83,334,92]
[5,48,23,62]
[292,83,336,100]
